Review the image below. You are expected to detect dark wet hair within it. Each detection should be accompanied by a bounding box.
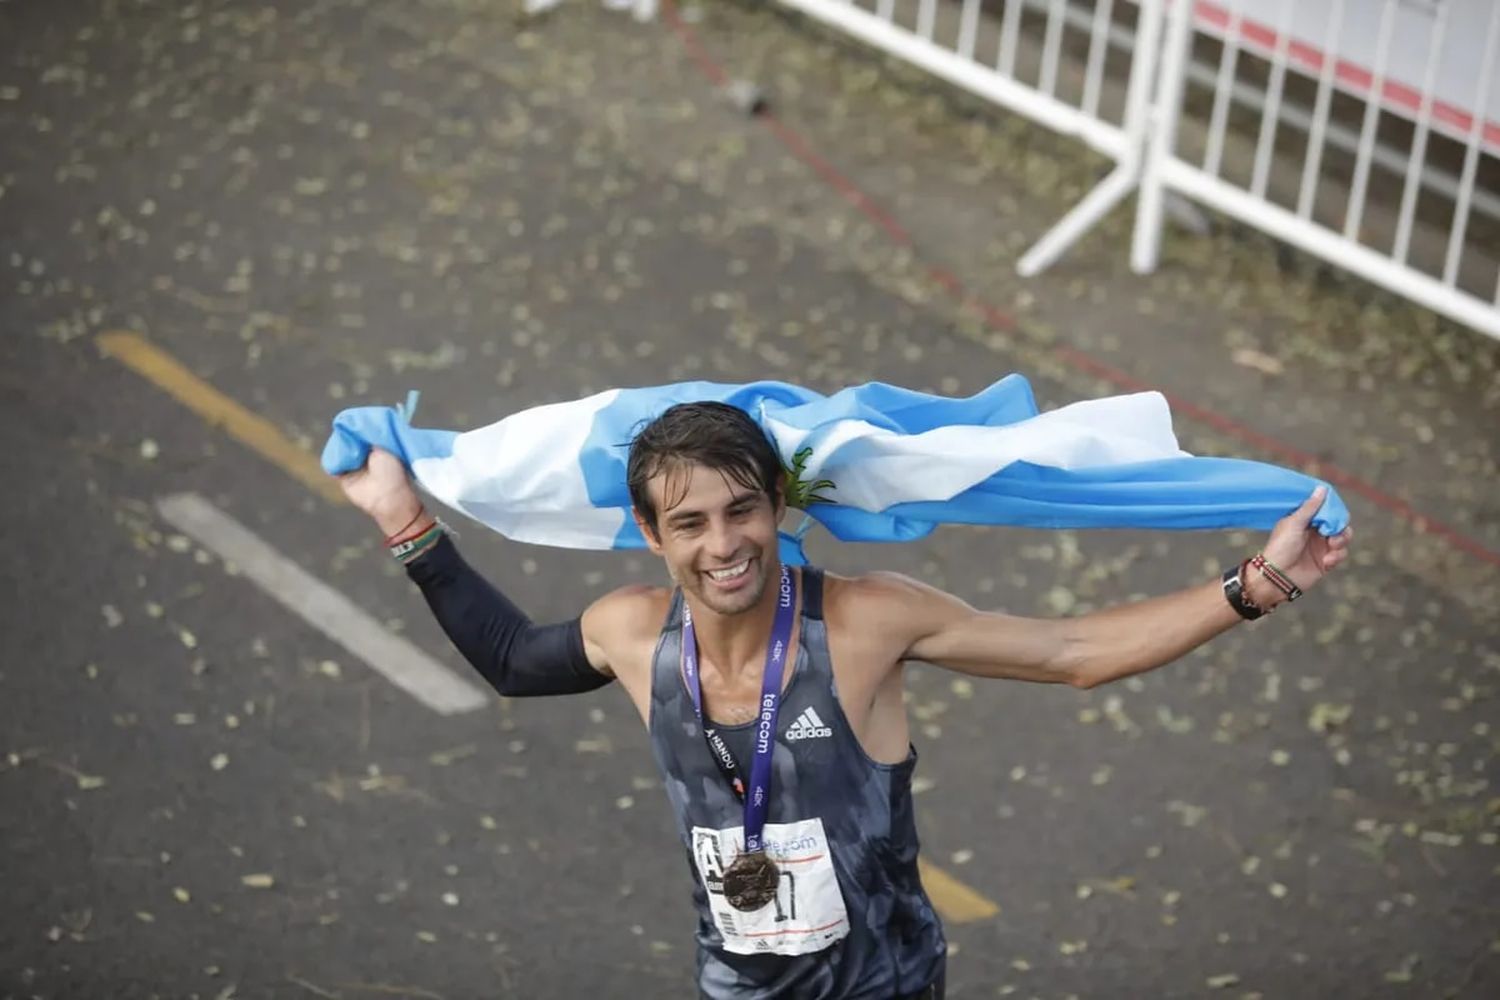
[627,402,782,539]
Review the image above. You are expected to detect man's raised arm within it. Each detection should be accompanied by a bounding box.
[892,487,1352,690]
[337,447,614,697]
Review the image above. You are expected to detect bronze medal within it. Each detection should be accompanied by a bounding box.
[721,851,780,911]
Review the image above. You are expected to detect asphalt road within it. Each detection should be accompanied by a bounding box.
[1,1,1497,998]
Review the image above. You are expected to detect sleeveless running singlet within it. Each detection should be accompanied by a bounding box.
[647,567,946,999]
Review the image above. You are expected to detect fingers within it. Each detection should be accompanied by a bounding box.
[334,447,390,481]
[1270,487,1326,550]
[1319,526,1353,571]
[1291,485,1327,524]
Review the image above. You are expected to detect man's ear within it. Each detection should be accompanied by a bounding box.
[631,507,663,554]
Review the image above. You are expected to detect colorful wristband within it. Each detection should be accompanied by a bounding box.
[1250,553,1302,602]
[383,508,429,546]
[390,521,446,563]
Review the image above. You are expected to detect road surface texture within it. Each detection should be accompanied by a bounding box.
[1,1,1496,998]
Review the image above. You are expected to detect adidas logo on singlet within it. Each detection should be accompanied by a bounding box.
[785,707,833,741]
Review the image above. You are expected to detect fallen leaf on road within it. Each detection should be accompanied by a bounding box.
[427,744,476,767]
[1231,348,1284,375]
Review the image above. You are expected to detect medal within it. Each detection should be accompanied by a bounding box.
[722,850,781,911]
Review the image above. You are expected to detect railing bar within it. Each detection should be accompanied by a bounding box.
[1442,2,1500,286]
[956,0,982,60]
[1203,6,1243,177]
[916,0,937,41]
[1343,0,1398,242]
[1392,5,1448,266]
[1081,0,1117,119]
[997,0,1024,79]
[1038,0,1068,97]
[1249,0,1296,199]
[1296,0,1345,219]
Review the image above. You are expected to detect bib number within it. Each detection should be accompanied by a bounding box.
[690,817,849,956]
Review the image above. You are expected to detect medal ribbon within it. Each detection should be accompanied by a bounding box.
[681,565,796,856]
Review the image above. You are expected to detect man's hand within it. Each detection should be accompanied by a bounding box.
[1253,486,1353,605]
[337,447,426,537]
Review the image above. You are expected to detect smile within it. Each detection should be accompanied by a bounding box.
[706,560,751,582]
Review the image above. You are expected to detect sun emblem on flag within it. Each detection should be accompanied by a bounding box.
[782,447,837,510]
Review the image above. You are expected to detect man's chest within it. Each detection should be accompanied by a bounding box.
[697,665,787,726]
[693,626,902,741]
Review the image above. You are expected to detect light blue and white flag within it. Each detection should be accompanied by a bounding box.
[320,375,1349,565]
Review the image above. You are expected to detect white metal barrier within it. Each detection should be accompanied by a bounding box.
[774,0,1168,276]
[762,0,1500,341]
[1134,0,1500,340]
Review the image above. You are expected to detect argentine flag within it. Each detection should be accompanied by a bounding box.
[320,375,1349,565]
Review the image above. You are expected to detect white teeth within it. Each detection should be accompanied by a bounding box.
[708,561,749,582]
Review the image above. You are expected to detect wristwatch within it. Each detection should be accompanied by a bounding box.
[1222,562,1267,620]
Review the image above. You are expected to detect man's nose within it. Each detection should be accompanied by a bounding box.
[704,518,740,560]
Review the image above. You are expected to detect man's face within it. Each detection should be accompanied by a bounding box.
[636,462,783,617]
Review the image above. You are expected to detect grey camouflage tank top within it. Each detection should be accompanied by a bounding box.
[647,567,946,999]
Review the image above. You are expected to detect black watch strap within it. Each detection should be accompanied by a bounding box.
[1222,563,1265,621]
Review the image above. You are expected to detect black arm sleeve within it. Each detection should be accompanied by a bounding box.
[404,534,614,697]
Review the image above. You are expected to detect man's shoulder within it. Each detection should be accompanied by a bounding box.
[579,583,674,682]
[818,568,935,623]
[588,582,672,623]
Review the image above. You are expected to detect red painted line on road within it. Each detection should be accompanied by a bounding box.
[761,114,913,245]
[659,0,1500,569]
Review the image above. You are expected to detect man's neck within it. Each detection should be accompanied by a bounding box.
[686,576,788,681]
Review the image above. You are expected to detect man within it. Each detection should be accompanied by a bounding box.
[338,401,1352,999]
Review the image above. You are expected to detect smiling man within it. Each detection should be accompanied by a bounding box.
[338,401,1351,999]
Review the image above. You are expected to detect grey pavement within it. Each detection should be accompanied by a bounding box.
[1,1,1496,998]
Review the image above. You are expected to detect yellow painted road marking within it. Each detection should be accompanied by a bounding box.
[919,858,1000,924]
[97,331,345,505]
[99,331,1004,923]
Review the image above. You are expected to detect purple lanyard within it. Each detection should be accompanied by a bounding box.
[681,565,796,855]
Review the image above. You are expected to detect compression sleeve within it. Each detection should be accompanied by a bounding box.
[404,534,614,697]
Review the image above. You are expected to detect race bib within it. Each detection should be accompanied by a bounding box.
[690,817,850,956]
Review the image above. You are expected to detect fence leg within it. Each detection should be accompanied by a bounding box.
[1018,164,1138,276]
[1131,0,1194,274]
